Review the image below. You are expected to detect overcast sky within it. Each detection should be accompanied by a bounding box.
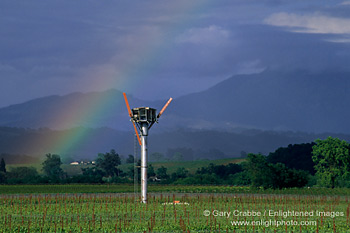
[1,0,350,107]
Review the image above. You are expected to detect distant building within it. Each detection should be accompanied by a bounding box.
[149,176,161,182]
[70,160,96,166]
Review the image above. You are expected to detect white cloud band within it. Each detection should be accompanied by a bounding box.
[264,12,350,34]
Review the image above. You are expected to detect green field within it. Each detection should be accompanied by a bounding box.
[7,157,245,177]
[118,157,245,176]
[1,184,350,196]
[7,163,93,177]
[146,158,245,174]
[0,185,349,232]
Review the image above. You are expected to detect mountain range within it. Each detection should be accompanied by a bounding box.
[1,69,349,133]
[169,69,350,133]
[0,69,349,160]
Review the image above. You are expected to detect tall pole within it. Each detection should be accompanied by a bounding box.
[123,93,172,204]
[141,122,148,204]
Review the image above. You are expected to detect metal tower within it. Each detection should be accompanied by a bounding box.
[123,93,172,203]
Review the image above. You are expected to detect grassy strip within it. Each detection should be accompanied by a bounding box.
[1,184,350,196]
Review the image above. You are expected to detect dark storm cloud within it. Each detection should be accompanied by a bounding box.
[0,0,349,106]
[0,1,120,69]
[0,1,131,105]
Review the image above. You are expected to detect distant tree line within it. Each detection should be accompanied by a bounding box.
[156,137,350,188]
[0,137,349,189]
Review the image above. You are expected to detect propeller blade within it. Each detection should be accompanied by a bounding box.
[123,92,141,146]
[157,97,173,119]
[123,92,133,118]
[132,120,142,146]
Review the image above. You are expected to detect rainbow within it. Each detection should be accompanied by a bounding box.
[37,1,211,160]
